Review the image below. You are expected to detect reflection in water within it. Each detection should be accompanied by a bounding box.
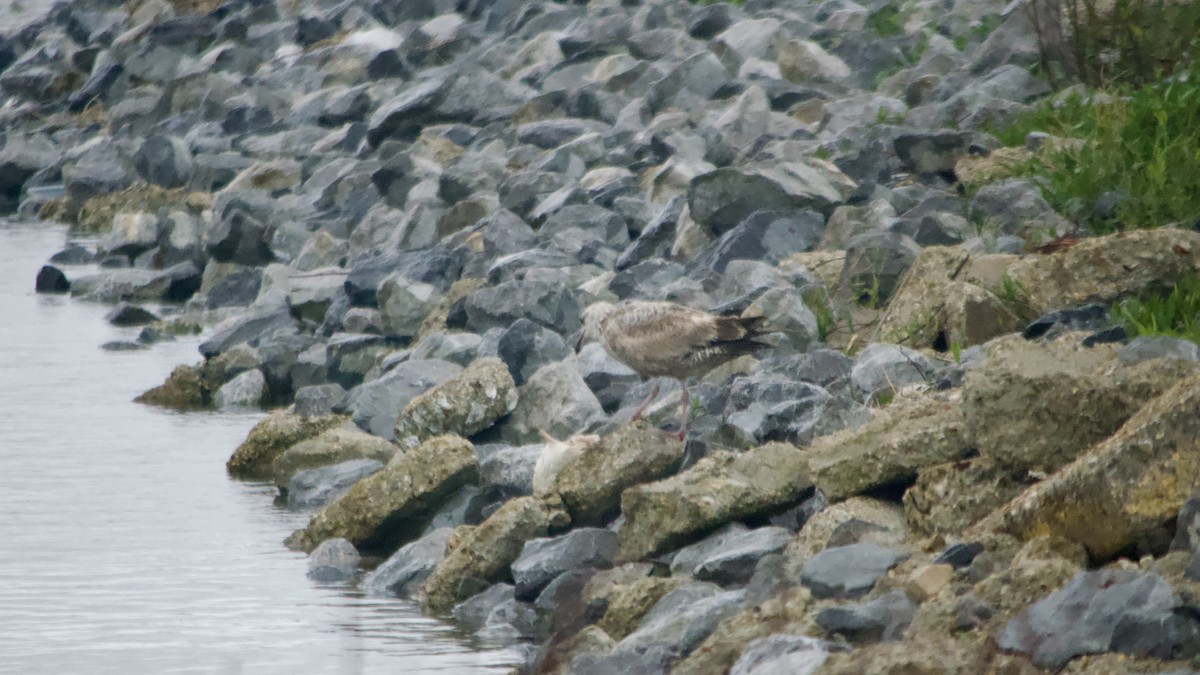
[0,221,519,674]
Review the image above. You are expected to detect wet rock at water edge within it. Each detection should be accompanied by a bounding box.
[35,265,70,293]
[511,528,619,600]
[363,527,455,599]
[307,538,360,582]
[287,458,384,510]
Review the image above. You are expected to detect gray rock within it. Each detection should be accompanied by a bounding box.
[689,163,854,236]
[1118,336,1200,365]
[325,333,391,389]
[307,538,360,582]
[489,318,572,387]
[648,51,730,113]
[1170,495,1200,555]
[99,212,160,259]
[968,178,1070,237]
[1110,611,1200,660]
[479,444,541,497]
[286,271,344,324]
[346,359,463,439]
[815,589,916,642]
[998,569,1182,670]
[1022,303,1111,340]
[344,247,463,306]
[62,137,135,204]
[670,525,793,586]
[744,287,819,351]
[133,135,193,188]
[377,273,443,339]
[287,458,383,510]
[575,342,641,412]
[200,263,262,309]
[105,303,159,327]
[689,209,825,273]
[838,231,920,308]
[212,369,266,409]
[199,308,297,359]
[35,266,70,294]
[850,343,935,400]
[424,484,488,535]
[723,376,857,446]
[363,527,454,599]
[800,543,907,599]
[511,528,619,600]
[271,425,397,488]
[500,360,606,445]
[408,331,480,366]
[730,635,838,675]
[463,280,582,336]
[294,231,348,271]
[367,78,454,147]
[453,583,517,632]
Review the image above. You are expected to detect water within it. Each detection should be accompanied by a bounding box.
[0,221,520,674]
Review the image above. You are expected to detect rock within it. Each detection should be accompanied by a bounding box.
[409,331,481,367]
[1172,495,1200,555]
[453,583,517,632]
[367,78,454,147]
[136,363,208,410]
[785,498,909,564]
[479,444,541,497]
[271,424,397,488]
[669,525,793,586]
[344,247,463,306]
[511,528,619,600]
[688,209,825,274]
[1118,336,1200,364]
[378,273,444,339]
[815,590,916,642]
[49,244,95,265]
[532,433,598,497]
[964,333,1199,474]
[729,635,837,675]
[212,368,266,409]
[819,636,985,674]
[325,333,392,389]
[619,442,812,561]
[968,178,1069,238]
[1022,302,1111,340]
[490,318,572,387]
[307,538,360,582]
[980,375,1200,560]
[287,459,384,510]
[648,51,731,113]
[742,287,820,352]
[199,307,297,359]
[99,211,160,259]
[500,360,606,445]
[420,495,570,614]
[688,162,855,236]
[837,232,921,309]
[800,543,907,599]
[1004,228,1200,316]
[363,527,455,599]
[906,563,954,602]
[293,383,347,418]
[778,38,851,84]
[576,583,745,674]
[575,342,640,412]
[550,422,683,528]
[392,357,517,450]
[876,246,1023,349]
[105,303,159,327]
[133,135,193,188]
[345,359,463,440]
[722,376,856,447]
[903,459,1027,536]
[286,435,478,554]
[806,391,970,501]
[997,569,1182,670]
[226,412,346,480]
[463,280,582,336]
[286,271,344,324]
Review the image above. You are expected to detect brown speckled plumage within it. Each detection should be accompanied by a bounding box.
[581,300,769,380]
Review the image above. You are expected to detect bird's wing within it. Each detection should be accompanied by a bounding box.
[607,303,723,361]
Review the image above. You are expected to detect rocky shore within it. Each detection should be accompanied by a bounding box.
[8,0,1200,672]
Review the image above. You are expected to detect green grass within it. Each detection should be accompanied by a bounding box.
[866,3,904,38]
[991,61,1200,234]
[1112,276,1200,343]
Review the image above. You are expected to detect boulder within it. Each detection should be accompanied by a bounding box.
[345,359,463,440]
[463,280,582,335]
[500,360,606,445]
[619,442,812,561]
[420,495,570,614]
[378,273,444,339]
[964,333,1200,474]
[799,542,907,599]
[392,357,517,450]
[480,444,541,497]
[551,422,684,528]
[903,459,1027,536]
[363,527,455,599]
[287,459,384,510]
[669,525,793,586]
[285,435,478,553]
[135,364,207,410]
[815,590,916,642]
[212,368,266,409]
[226,412,345,479]
[511,528,619,600]
[807,391,970,501]
[307,538,360,582]
[979,375,1200,559]
[688,162,855,236]
[674,587,816,674]
[35,266,70,293]
[729,635,838,675]
[271,424,397,488]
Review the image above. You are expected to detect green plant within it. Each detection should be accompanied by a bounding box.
[866,3,904,37]
[953,14,1003,51]
[993,62,1200,234]
[1112,277,1200,343]
[995,274,1034,318]
[950,340,963,365]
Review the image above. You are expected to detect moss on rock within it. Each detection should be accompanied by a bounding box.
[225,411,345,479]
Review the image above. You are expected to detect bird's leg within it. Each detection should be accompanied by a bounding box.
[675,383,690,442]
[630,382,660,422]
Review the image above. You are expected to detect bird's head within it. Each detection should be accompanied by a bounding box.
[576,301,618,353]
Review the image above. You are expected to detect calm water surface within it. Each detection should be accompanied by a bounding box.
[0,222,520,673]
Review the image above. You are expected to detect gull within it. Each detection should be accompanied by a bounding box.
[578,300,770,439]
